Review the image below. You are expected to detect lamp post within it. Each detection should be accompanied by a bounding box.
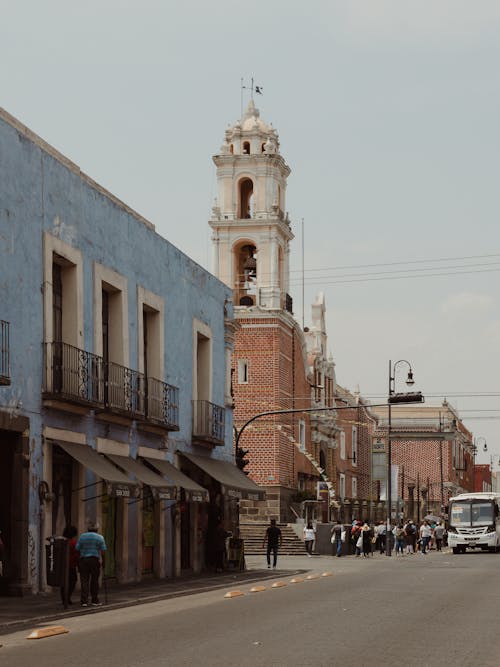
[386,360,424,556]
[472,437,487,491]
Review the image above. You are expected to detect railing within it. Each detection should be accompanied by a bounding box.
[147,377,180,430]
[43,342,103,405]
[0,320,10,385]
[44,342,180,427]
[192,399,225,446]
[105,361,145,418]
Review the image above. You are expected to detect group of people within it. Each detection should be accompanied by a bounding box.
[61,522,107,607]
[330,518,448,557]
[391,519,447,555]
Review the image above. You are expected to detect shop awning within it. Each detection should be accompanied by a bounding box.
[57,441,138,499]
[141,456,209,503]
[181,453,265,501]
[106,454,176,501]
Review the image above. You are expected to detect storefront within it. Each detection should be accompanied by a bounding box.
[179,453,265,570]
[52,440,139,582]
[139,451,209,575]
[104,453,175,578]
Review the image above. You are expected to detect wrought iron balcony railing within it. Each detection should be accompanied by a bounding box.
[43,341,103,405]
[146,377,180,431]
[192,399,225,446]
[0,320,10,386]
[105,361,145,419]
[44,342,180,428]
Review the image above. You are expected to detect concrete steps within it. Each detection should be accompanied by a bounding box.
[239,523,307,555]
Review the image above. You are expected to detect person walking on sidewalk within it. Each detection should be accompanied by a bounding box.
[434,521,445,551]
[60,525,79,605]
[262,519,282,569]
[419,520,432,555]
[76,522,107,607]
[331,520,344,557]
[303,522,316,557]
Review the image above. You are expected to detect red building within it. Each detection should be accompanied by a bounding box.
[474,464,492,492]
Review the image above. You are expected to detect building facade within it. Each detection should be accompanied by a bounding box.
[0,107,261,595]
[209,101,317,522]
[372,401,474,521]
[333,386,378,523]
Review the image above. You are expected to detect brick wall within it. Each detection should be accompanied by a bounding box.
[233,313,316,520]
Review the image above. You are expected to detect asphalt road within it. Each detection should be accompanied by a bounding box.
[2,551,499,667]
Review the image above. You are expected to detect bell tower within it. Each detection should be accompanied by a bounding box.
[209,100,294,312]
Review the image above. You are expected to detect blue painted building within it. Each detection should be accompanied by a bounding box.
[0,108,262,595]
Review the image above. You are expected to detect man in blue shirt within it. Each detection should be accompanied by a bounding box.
[76,522,107,607]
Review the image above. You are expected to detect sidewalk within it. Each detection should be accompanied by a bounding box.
[0,560,307,636]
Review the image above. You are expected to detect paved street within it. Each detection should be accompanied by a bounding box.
[1,550,500,666]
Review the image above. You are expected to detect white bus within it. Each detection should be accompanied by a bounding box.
[448,492,500,554]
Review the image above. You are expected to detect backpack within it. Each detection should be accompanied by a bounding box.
[395,527,404,539]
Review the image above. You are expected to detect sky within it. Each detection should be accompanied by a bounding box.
[1,0,499,463]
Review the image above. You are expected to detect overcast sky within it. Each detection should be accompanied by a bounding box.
[2,1,499,462]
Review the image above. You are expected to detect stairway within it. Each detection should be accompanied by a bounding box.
[239,522,307,555]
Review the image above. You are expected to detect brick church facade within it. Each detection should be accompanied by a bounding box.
[209,100,322,522]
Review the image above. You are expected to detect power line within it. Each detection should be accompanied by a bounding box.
[289,265,500,287]
[289,252,500,275]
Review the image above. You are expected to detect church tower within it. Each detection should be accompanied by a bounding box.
[209,100,294,312]
[209,100,320,524]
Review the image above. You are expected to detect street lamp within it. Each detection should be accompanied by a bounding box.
[386,360,424,556]
[471,437,487,492]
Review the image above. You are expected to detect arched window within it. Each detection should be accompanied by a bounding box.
[261,142,266,153]
[239,178,254,219]
[242,141,250,155]
[234,242,257,307]
[230,144,234,154]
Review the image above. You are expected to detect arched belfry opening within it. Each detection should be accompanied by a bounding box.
[234,242,257,306]
[238,178,254,219]
[242,141,250,154]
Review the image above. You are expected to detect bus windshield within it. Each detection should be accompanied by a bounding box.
[450,501,493,527]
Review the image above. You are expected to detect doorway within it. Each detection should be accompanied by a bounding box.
[142,486,155,574]
[101,495,117,578]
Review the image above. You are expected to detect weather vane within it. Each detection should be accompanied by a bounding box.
[240,77,263,116]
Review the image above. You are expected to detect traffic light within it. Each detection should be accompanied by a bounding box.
[388,391,424,405]
[235,446,250,474]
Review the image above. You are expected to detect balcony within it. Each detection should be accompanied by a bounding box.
[43,342,103,407]
[43,342,179,429]
[0,320,10,386]
[192,400,225,446]
[105,361,145,419]
[145,377,180,431]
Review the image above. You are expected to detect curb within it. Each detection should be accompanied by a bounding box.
[0,568,306,636]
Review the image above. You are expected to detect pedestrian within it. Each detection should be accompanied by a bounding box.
[76,521,107,607]
[434,521,445,551]
[404,520,416,554]
[375,521,386,554]
[214,520,231,573]
[262,518,282,569]
[394,523,405,556]
[331,519,344,557]
[303,521,316,557]
[352,521,363,557]
[419,520,432,555]
[361,521,373,557]
[61,525,78,605]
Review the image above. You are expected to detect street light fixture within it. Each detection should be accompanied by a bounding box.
[386,360,424,556]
